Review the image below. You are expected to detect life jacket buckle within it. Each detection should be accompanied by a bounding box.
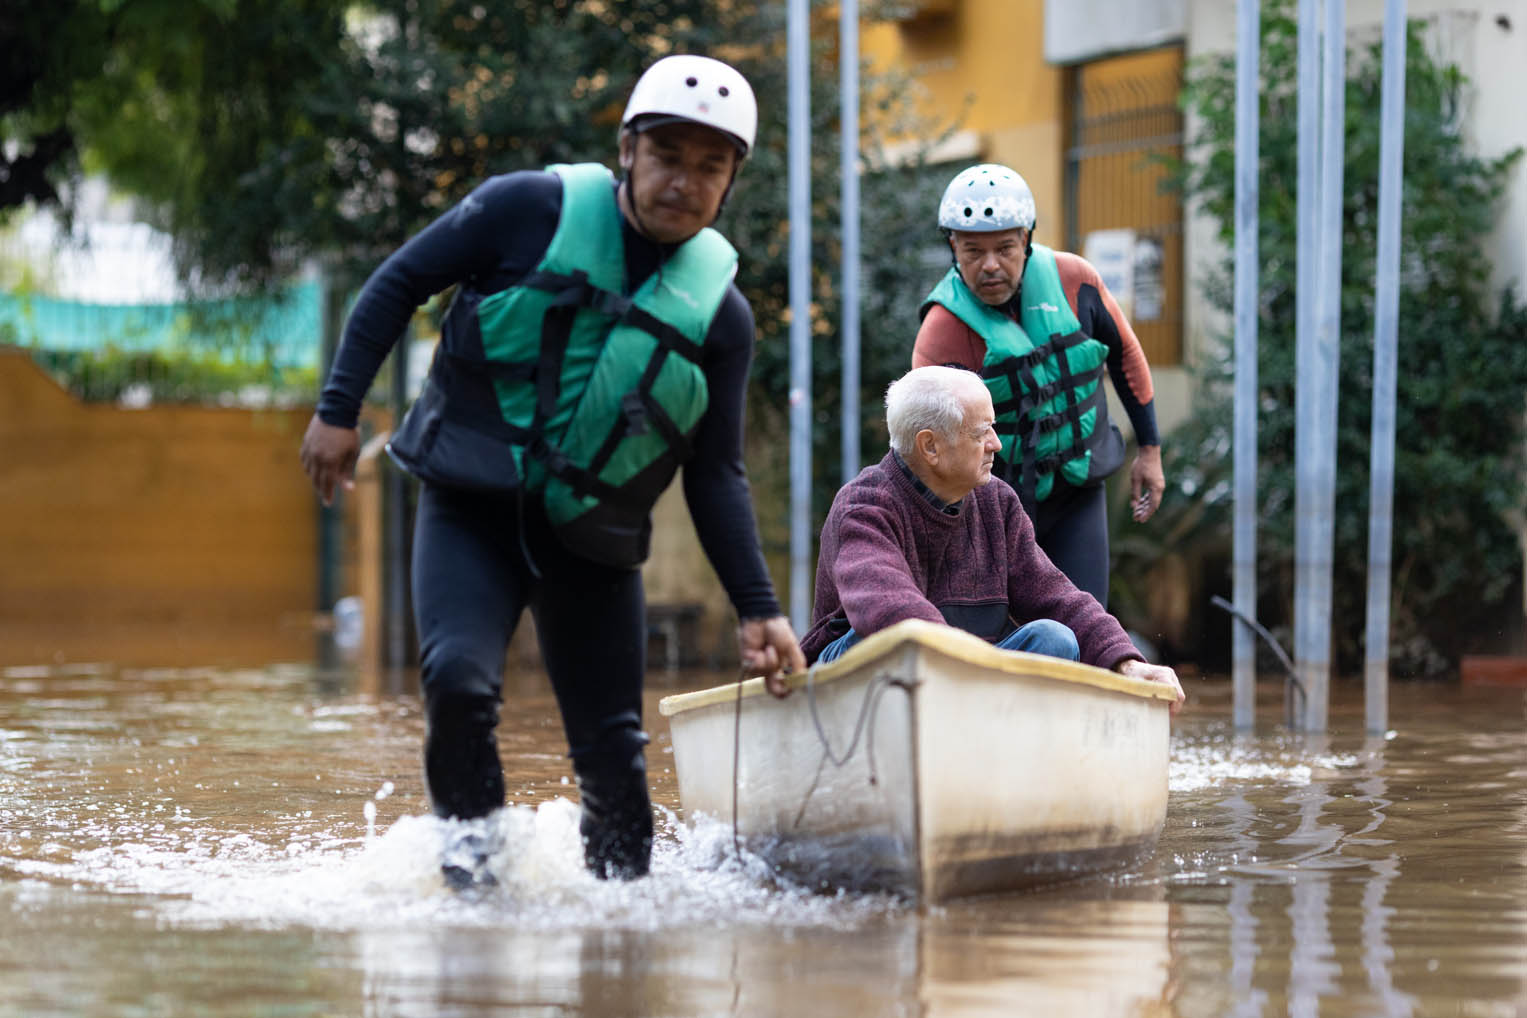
[620,391,649,436]
[591,289,632,318]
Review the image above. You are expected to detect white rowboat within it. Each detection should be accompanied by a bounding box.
[657,619,1175,901]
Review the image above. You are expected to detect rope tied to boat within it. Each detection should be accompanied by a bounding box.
[731,664,746,864]
[729,660,918,862]
[790,663,917,832]
[804,661,916,783]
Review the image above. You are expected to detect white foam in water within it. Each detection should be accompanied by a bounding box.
[1170,741,1363,793]
[15,796,902,932]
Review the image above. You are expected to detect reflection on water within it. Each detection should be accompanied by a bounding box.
[3,662,1527,1016]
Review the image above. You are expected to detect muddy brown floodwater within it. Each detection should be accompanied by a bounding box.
[2,659,1525,1017]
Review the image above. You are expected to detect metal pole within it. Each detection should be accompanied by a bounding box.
[316,267,345,669]
[840,0,862,485]
[387,327,410,671]
[788,0,813,633]
[317,268,344,618]
[1293,0,1323,730]
[1365,0,1407,735]
[1300,0,1345,732]
[1232,0,1261,730]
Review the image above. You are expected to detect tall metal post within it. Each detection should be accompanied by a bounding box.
[1308,0,1345,731]
[1232,0,1261,730]
[317,268,344,620]
[316,267,346,669]
[788,0,813,632]
[1295,0,1341,732]
[1365,0,1407,734]
[840,0,862,485]
[1301,0,1325,732]
[387,327,411,671]
[1292,0,1320,727]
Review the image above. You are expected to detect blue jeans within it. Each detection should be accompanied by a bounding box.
[816,618,1080,664]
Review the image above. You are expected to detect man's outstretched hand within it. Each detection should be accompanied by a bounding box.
[1116,658,1186,715]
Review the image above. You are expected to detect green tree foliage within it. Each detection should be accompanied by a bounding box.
[8,0,954,501]
[1,0,111,213]
[1120,1,1527,676]
[2,0,330,233]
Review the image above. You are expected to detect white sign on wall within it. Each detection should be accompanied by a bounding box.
[1082,228,1136,321]
[1133,236,1165,323]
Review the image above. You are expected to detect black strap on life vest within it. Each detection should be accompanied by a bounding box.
[499,268,705,507]
[984,329,1110,514]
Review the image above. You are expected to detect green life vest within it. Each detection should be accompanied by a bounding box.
[919,244,1113,509]
[398,162,737,568]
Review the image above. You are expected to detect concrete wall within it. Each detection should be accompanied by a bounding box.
[1044,0,1187,65]
[0,348,327,667]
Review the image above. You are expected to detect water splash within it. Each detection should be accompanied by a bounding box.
[1171,740,1362,793]
[8,796,903,933]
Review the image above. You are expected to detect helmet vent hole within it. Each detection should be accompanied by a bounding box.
[962,206,973,218]
[686,76,698,87]
[983,207,994,217]
[719,86,730,97]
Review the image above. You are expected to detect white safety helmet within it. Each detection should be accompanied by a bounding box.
[937,164,1037,233]
[621,54,757,158]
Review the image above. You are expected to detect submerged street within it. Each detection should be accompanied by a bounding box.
[2,662,1525,1016]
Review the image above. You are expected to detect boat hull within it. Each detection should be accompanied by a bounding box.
[658,620,1173,901]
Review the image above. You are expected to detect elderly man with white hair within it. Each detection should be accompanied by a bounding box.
[801,365,1184,711]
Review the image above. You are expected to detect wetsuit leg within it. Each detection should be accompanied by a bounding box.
[1033,482,1111,607]
[412,484,529,821]
[524,505,652,879]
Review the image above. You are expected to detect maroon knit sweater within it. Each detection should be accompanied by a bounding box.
[801,452,1142,669]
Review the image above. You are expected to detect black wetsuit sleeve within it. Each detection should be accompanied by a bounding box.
[683,286,783,620]
[1076,282,1161,447]
[316,172,563,428]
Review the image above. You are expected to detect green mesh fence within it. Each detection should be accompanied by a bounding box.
[0,279,321,368]
[0,279,323,403]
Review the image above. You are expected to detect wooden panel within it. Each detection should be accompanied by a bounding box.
[0,348,325,666]
[1068,46,1185,367]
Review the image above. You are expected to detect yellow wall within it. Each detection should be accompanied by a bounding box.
[0,348,335,667]
[862,0,1068,243]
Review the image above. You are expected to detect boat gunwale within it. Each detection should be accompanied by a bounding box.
[657,618,1177,717]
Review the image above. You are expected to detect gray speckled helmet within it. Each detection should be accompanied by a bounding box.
[937,164,1037,233]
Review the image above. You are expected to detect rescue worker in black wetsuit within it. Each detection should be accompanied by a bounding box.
[299,55,804,886]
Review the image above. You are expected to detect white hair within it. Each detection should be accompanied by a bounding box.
[885,366,985,455]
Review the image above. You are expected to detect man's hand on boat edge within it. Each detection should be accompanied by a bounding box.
[1115,659,1186,715]
[738,616,807,698]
